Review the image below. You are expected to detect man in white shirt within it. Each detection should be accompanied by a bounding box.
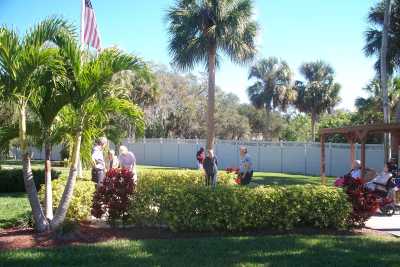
[118,145,137,182]
[91,137,107,187]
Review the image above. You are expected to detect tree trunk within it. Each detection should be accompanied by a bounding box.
[44,141,53,220]
[50,126,82,229]
[206,45,216,150]
[311,112,317,142]
[19,104,49,232]
[77,157,83,178]
[265,108,271,141]
[381,0,392,162]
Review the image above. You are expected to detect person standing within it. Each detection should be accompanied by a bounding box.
[238,146,253,185]
[196,147,205,169]
[107,149,119,170]
[118,145,137,182]
[203,149,218,188]
[91,137,108,187]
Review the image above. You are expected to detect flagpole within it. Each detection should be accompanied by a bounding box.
[80,0,85,47]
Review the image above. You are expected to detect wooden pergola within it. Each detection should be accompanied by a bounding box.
[319,123,400,184]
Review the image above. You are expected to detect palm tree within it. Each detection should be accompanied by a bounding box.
[28,63,71,220]
[49,34,145,229]
[294,61,341,142]
[247,57,294,140]
[0,17,73,232]
[355,78,400,116]
[364,0,399,76]
[167,0,258,149]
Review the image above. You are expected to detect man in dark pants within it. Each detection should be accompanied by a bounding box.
[91,137,107,188]
[239,146,253,185]
[203,149,218,188]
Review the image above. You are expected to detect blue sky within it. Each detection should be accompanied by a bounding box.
[1,0,379,110]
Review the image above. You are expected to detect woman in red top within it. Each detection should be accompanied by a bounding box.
[196,147,205,169]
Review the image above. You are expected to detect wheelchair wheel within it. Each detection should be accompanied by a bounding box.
[381,205,395,216]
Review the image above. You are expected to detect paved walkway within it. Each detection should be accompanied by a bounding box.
[366,214,400,236]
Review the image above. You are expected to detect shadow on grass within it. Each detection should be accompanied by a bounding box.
[0,235,399,267]
[252,172,335,186]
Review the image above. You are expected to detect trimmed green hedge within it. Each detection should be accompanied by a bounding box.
[137,169,236,188]
[39,178,96,221]
[128,184,352,231]
[0,169,61,193]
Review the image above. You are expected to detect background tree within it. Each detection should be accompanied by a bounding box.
[247,57,294,140]
[167,0,258,149]
[355,78,400,117]
[239,104,284,140]
[294,61,341,142]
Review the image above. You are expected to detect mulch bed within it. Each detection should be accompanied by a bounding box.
[0,222,393,251]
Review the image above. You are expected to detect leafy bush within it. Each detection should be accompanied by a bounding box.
[92,168,135,224]
[0,169,61,193]
[128,184,352,232]
[137,169,235,190]
[39,178,96,221]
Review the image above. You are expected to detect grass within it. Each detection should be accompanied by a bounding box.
[1,235,400,267]
[0,193,30,229]
[252,172,335,186]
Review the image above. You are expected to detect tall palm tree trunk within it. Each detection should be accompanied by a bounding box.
[19,104,49,232]
[265,108,271,141]
[44,140,53,220]
[381,0,392,162]
[50,125,82,229]
[311,112,317,142]
[207,45,216,150]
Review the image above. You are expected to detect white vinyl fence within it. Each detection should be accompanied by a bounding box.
[123,138,385,177]
[10,145,63,161]
[10,139,385,177]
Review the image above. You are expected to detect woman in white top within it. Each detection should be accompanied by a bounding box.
[118,145,137,182]
[350,160,362,179]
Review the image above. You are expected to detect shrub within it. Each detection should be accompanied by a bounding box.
[137,169,235,190]
[92,168,135,224]
[0,169,61,193]
[128,184,352,232]
[39,178,96,221]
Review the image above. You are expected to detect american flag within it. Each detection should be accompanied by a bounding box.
[82,0,101,50]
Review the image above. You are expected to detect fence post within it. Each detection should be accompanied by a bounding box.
[177,138,180,167]
[328,142,332,177]
[280,140,283,173]
[257,142,261,171]
[304,142,307,175]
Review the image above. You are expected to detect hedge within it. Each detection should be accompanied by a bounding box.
[39,178,96,221]
[128,184,352,231]
[137,169,236,189]
[0,169,61,193]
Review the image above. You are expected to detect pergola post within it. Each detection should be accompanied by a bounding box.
[361,140,366,180]
[346,133,355,169]
[320,134,326,185]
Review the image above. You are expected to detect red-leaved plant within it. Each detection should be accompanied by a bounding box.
[91,168,135,224]
[225,167,242,185]
[338,175,379,226]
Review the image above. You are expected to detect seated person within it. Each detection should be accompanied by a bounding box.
[365,163,396,196]
[349,160,362,179]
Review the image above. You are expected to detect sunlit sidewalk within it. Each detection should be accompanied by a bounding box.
[366,214,400,237]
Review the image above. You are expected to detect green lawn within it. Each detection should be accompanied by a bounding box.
[1,235,399,267]
[0,193,30,229]
[252,172,335,186]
